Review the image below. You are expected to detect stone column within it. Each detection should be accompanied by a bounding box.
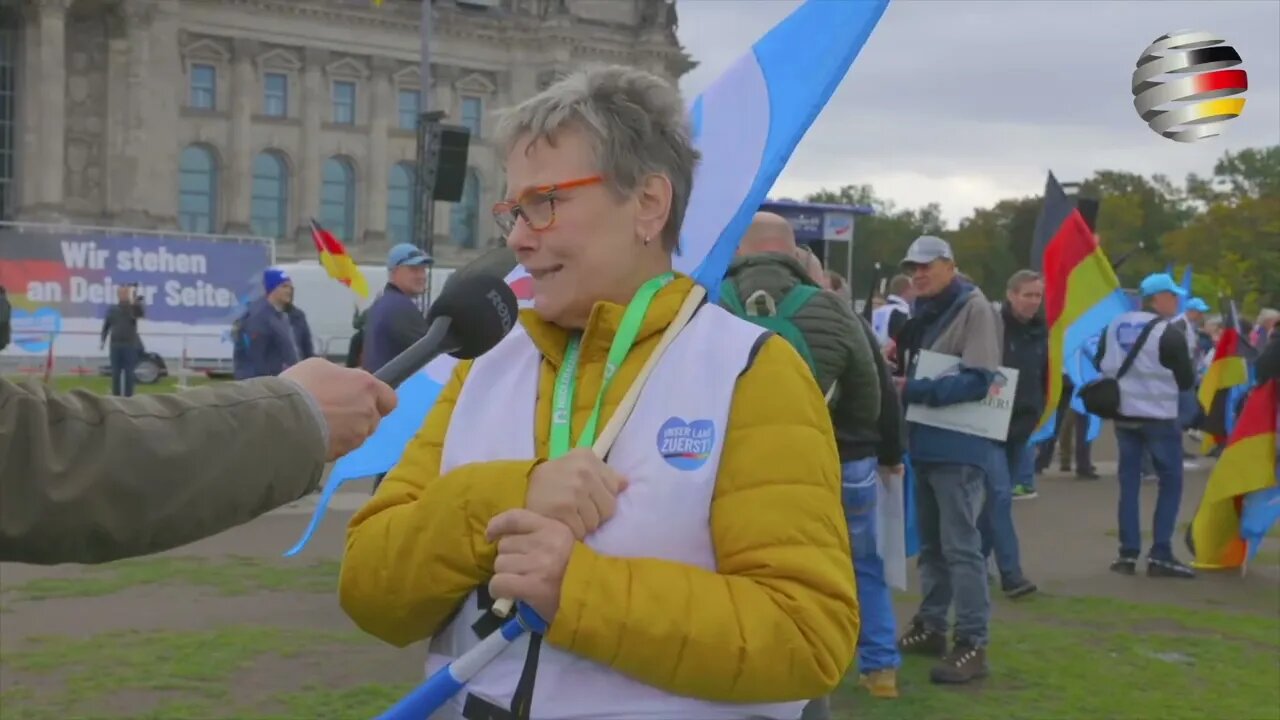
[296,47,327,246]
[103,9,131,219]
[138,0,181,227]
[362,57,394,246]
[225,38,258,233]
[36,0,69,212]
[15,2,43,216]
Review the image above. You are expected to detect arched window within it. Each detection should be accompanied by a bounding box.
[178,145,218,234]
[449,167,481,249]
[250,152,289,239]
[320,156,355,242]
[387,163,416,246]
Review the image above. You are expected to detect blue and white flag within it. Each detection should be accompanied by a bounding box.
[286,0,892,556]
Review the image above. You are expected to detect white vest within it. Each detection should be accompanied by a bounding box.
[428,304,804,720]
[871,295,909,345]
[1101,311,1178,420]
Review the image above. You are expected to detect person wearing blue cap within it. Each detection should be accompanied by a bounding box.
[362,243,433,374]
[361,243,433,493]
[1093,272,1197,578]
[232,268,304,379]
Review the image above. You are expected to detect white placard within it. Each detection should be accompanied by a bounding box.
[876,469,908,592]
[905,350,1019,442]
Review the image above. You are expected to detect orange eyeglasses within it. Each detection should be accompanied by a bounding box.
[491,175,604,237]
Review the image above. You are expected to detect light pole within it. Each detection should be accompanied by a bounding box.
[415,0,440,310]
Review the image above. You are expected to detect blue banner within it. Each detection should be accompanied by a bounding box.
[0,230,270,326]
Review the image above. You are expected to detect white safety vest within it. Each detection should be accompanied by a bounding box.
[871,295,910,346]
[428,304,804,720]
[1100,311,1178,420]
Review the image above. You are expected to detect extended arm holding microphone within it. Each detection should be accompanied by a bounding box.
[375,318,457,389]
[285,274,520,559]
[374,273,519,390]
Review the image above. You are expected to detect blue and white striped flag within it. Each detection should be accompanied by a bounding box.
[286,0,892,556]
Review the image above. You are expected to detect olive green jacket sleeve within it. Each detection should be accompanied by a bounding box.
[0,376,327,565]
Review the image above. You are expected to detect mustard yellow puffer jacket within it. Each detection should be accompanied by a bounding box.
[338,275,858,704]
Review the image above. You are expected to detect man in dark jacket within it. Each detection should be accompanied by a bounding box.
[100,284,146,396]
[892,236,1001,685]
[1257,329,1280,384]
[362,243,433,374]
[362,243,432,493]
[285,302,315,361]
[233,268,301,379]
[0,285,10,352]
[725,213,900,704]
[979,269,1044,600]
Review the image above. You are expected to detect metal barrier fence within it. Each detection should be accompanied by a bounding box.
[2,329,357,384]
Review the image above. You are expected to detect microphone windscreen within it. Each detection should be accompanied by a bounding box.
[428,272,518,359]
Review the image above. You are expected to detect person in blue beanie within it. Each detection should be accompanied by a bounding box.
[232,268,303,379]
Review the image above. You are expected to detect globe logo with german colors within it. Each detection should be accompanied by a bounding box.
[1131,30,1248,143]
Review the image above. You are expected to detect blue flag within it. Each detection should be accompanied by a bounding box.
[285,0,892,556]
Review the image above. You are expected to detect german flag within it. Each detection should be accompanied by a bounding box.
[1189,378,1278,569]
[1031,172,1132,432]
[1199,325,1250,452]
[0,229,73,312]
[309,218,369,300]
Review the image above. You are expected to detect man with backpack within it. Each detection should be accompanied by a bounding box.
[723,212,903,705]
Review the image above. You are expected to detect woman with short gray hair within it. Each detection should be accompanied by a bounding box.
[340,65,859,720]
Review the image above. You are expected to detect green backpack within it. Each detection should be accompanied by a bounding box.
[719,279,838,404]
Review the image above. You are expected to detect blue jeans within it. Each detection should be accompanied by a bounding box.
[979,448,1024,584]
[841,458,901,673]
[1115,419,1184,560]
[913,462,990,646]
[1009,441,1036,491]
[109,344,139,397]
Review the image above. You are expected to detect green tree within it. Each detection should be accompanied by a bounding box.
[1162,193,1280,312]
[804,185,943,296]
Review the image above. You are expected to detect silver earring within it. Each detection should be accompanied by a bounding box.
[644,235,652,246]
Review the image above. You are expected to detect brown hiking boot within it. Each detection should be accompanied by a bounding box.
[859,669,899,699]
[897,622,947,657]
[929,642,988,684]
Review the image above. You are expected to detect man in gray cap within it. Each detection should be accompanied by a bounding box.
[890,235,1002,685]
[362,243,433,374]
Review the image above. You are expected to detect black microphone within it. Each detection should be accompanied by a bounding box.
[374,273,518,389]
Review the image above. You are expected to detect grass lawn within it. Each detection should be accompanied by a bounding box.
[0,627,413,720]
[837,593,1280,720]
[4,375,218,395]
[2,557,1276,719]
[3,556,341,601]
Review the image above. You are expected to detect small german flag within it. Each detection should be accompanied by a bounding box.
[309,218,370,299]
[1199,325,1250,452]
[1188,378,1278,569]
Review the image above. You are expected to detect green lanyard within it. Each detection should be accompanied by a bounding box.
[548,272,675,459]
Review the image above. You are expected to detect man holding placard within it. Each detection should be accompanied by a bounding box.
[889,236,1004,685]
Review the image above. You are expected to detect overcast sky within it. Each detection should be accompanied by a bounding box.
[675,0,1280,227]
